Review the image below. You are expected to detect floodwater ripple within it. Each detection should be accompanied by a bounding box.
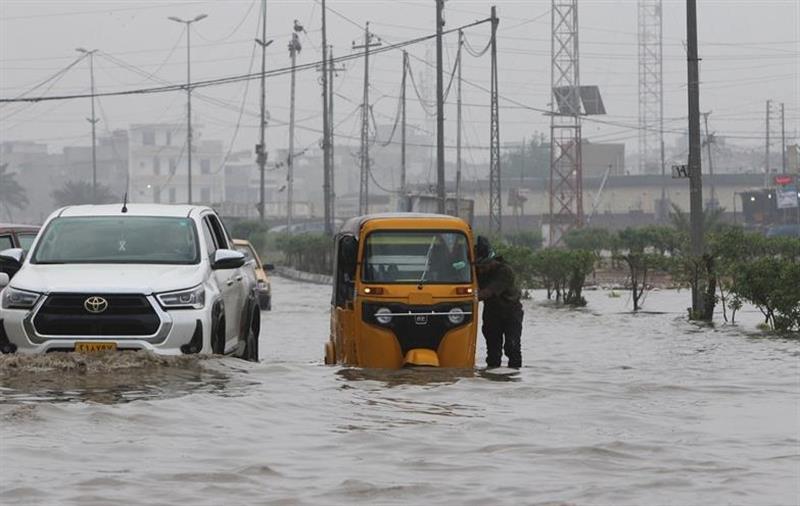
[0,277,798,506]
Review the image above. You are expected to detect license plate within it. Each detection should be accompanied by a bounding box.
[75,342,117,353]
[414,315,428,326]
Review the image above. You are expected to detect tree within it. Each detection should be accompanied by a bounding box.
[0,163,29,219]
[51,181,115,207]
[615,227,673,311]
[669,203,726,321]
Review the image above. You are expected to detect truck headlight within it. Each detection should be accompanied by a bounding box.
[448,307,465,325]
[1,287,41,310]
[375,307,392,325]
[156,285,205,310]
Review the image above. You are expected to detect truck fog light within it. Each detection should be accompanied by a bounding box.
[448,307,465,324]
[375,307,393,324]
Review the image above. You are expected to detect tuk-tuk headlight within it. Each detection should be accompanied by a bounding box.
[375,307,393,325]
[448,307,465,325]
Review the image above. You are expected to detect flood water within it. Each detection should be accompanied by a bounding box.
[1,277,798,505]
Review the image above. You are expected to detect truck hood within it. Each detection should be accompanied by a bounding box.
[11,263,207,294]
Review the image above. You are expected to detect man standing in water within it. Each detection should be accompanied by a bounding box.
[474,237,524,369]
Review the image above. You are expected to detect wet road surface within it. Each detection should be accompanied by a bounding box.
[1,277,798,505]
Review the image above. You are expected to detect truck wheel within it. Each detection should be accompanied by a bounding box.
[242,311,260,362]
[211,311,225,355]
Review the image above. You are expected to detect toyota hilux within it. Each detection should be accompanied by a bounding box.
[0,204,260,361]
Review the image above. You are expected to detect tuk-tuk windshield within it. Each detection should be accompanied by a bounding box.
[363,231,471,284]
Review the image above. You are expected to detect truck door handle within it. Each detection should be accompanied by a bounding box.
[226,278,235,286]
[235,275,243,282]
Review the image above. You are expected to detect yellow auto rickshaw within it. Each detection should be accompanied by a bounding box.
[325,213,478,369]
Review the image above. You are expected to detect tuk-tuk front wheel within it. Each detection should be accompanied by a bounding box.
[324,342,336,365]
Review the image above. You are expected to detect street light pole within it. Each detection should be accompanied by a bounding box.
[76,48,98,203]
[168,13,207,205]
[255,1,273,222]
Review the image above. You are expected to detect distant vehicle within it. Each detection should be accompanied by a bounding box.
[233,239,274,311]
[325,213,478,369]
[0,204,260,360]
[0,224,40,280]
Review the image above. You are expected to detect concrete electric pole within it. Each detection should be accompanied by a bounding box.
[321,0,332,234]
[455,30,463,218]
[76,48,98,203]
[401,50,408,196]
[435,0,446,214]
[685,0,705,320]
[168,13,208,205]
[255,0,272,222]
[287,23,302,232]
[353,22,381,215]
[765,99,771,186]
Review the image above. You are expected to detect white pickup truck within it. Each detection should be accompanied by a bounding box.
[0,204,260,361]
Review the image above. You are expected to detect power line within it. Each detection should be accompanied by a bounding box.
[1,18,492,105]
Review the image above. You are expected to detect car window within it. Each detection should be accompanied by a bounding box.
[17,233,37,251]
[32,217,199,265]
[206,214,228,250]
[202,218,218,256]
[0,235,13,251]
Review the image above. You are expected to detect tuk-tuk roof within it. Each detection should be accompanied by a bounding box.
[340,213,470,237]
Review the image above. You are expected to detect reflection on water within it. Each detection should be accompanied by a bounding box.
[0,351,232,404]
[336,366,475,387]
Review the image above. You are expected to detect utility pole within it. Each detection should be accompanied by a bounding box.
[765,99,771,187]
[255,3,272,221]
[702,111,715,207]
[435,0,446,214]
[168,13,208,205]
[328,45,342,227]
[76,48,98,203]
[353,22,381,215]
[287,24,302,232]
[401,50,408,196]
[255,1,271,222]
[455,31,463,218]
[780,102,786,173]
[685,0,705,319]
[489,6,502,234]
[321,0,332,234]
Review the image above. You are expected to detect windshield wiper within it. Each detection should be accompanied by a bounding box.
[417,236,437,289]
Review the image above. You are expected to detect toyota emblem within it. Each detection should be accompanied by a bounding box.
[84,296,109,314]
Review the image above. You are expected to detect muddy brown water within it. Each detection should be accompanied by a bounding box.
[1,277,798,505]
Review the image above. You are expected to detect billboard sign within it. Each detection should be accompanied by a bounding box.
[776,186,799,209]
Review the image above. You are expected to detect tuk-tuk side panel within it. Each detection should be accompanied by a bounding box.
[336,306,359,365]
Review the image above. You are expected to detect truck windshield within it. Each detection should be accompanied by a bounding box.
[32,217,200,265]
[363,231,471,284]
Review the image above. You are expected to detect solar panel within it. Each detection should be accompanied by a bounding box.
[579,86,606,115]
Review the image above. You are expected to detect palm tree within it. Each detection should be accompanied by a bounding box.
[0,163,29,220]
[51,181,115,207]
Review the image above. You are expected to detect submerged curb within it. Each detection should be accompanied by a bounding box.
[275,266,333,285]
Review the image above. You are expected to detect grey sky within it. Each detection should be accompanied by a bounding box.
[1,0,798,167]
